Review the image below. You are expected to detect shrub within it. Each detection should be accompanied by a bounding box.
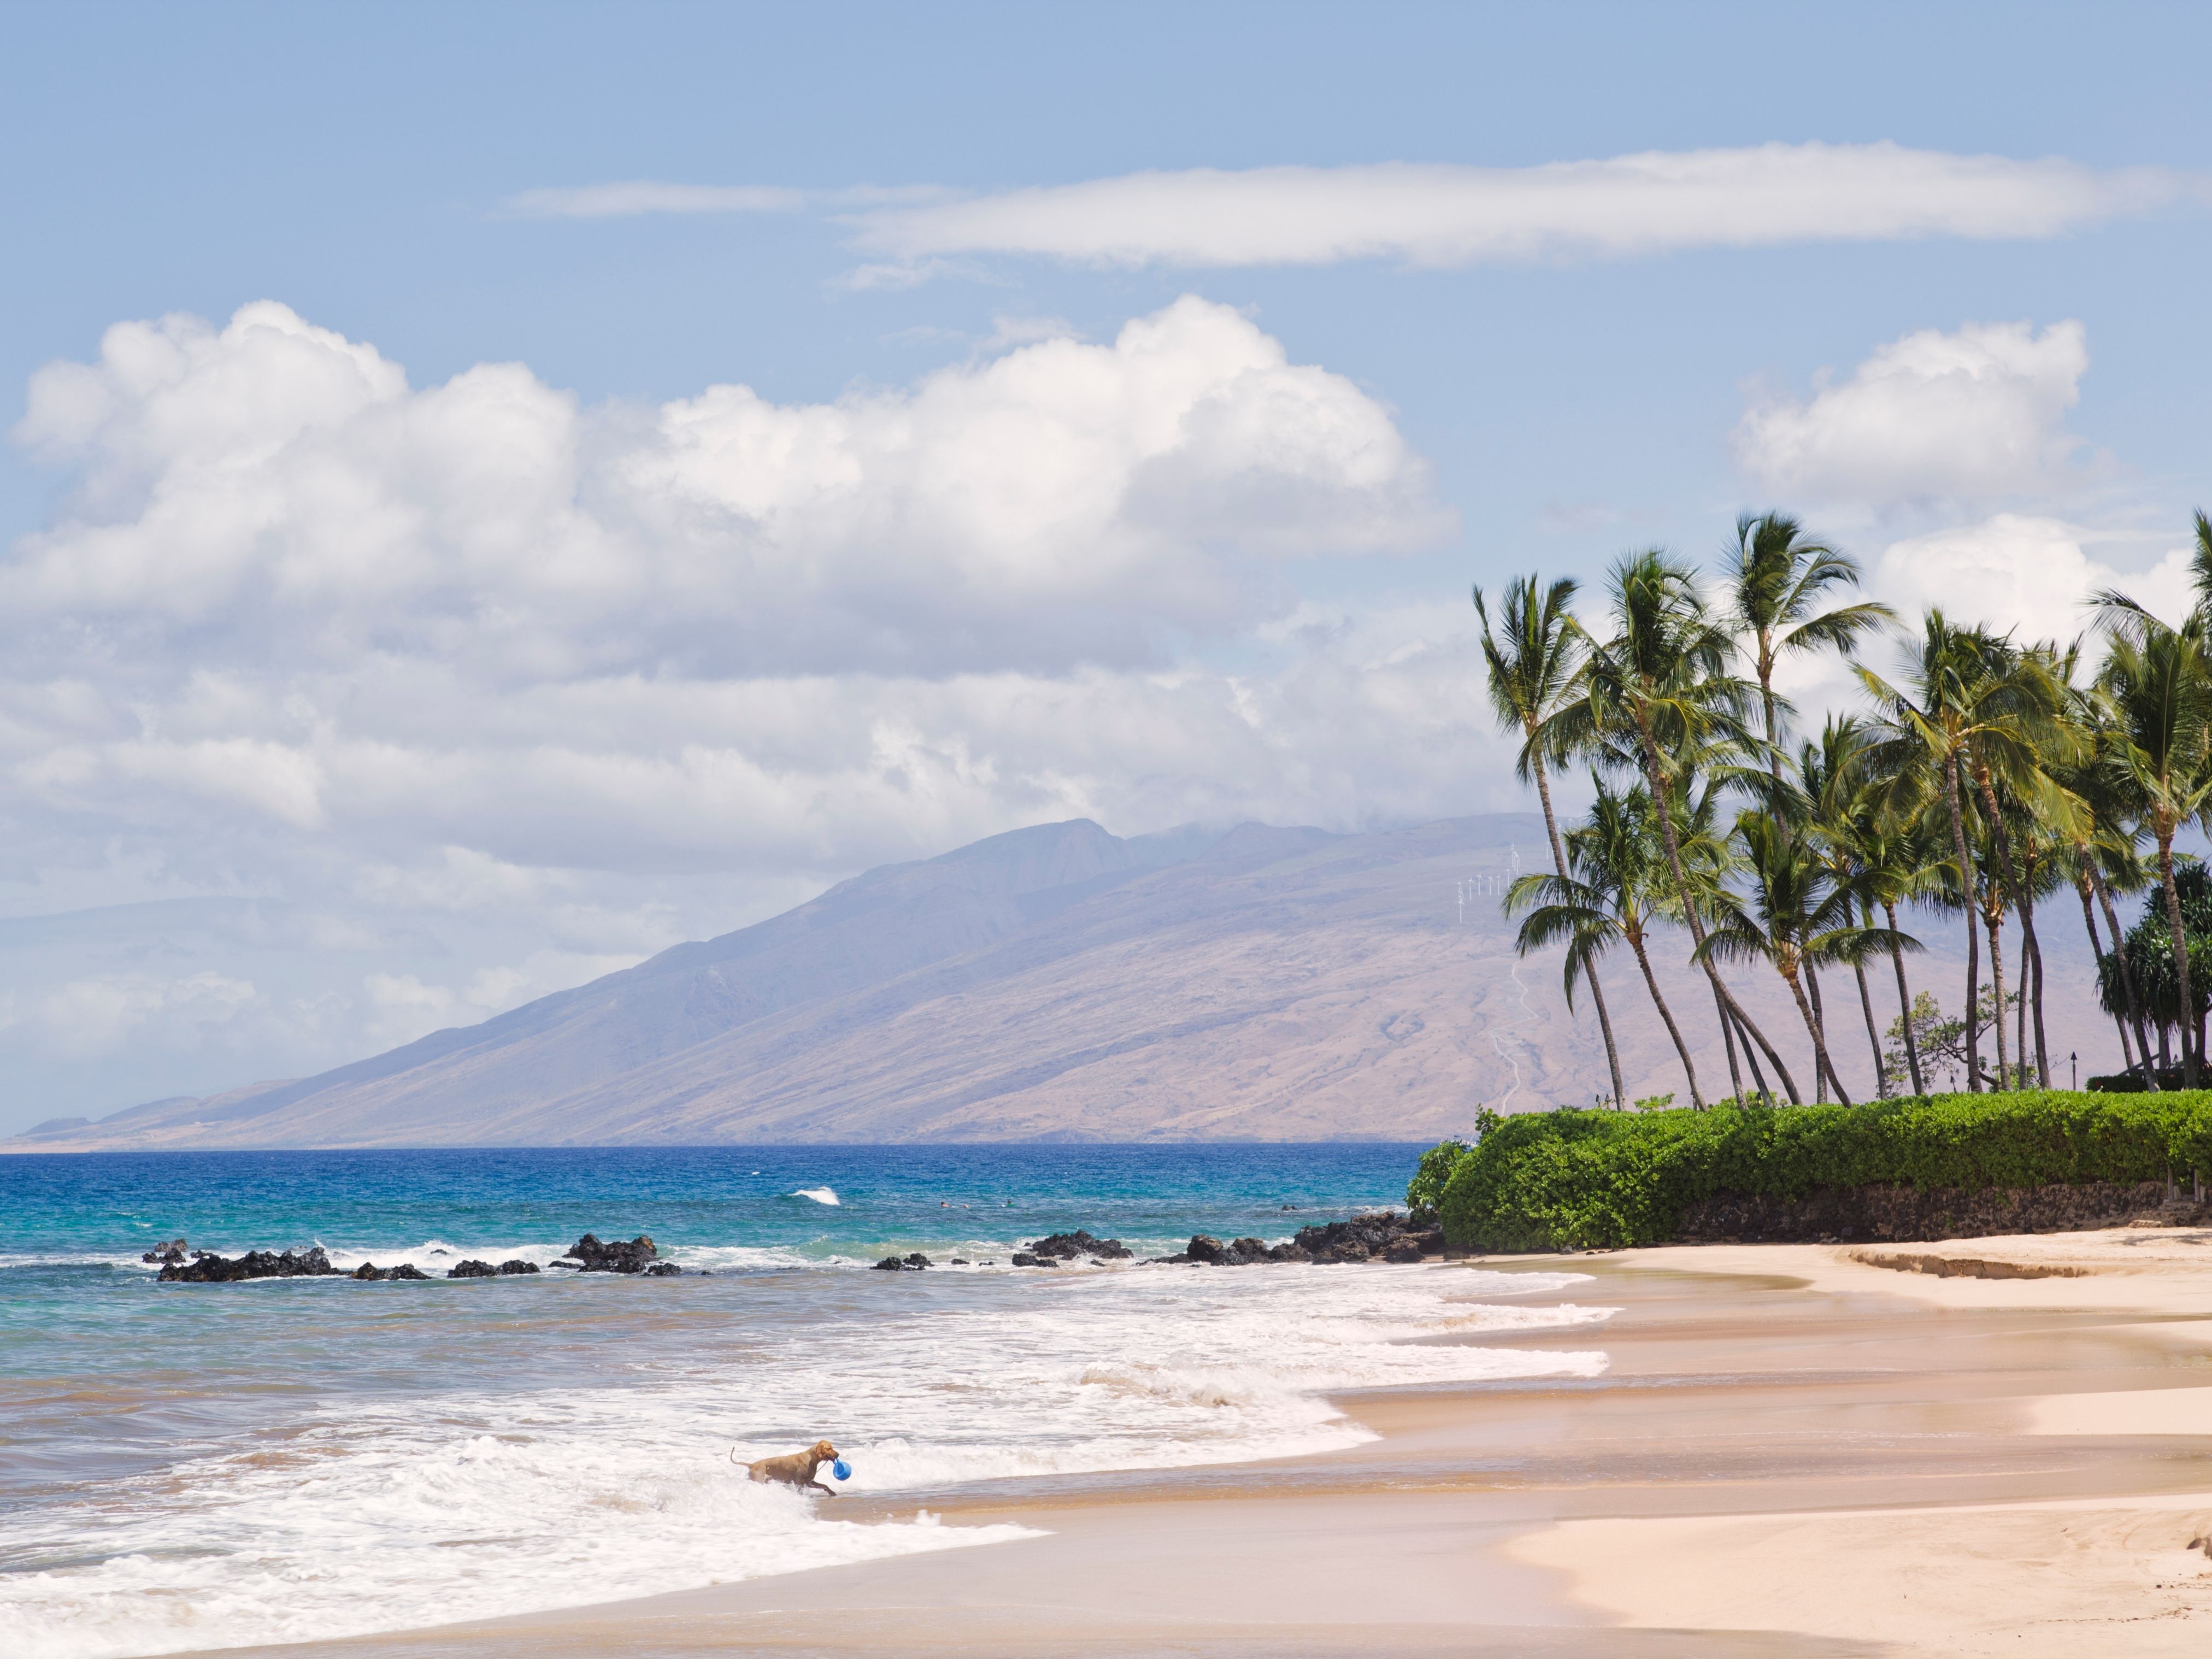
[1432,1090,2212,1252]
[1405,1134,1474,1211]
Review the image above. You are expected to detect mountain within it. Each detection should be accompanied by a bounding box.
[5,814,2128,1149]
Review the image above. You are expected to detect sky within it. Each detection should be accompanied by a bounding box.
[1,0,2209,1131]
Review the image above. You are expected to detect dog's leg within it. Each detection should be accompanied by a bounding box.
[807,1480,838,1496]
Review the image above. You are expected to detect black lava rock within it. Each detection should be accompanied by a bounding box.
[645,1261,683,1276]
[141,1238,187,1266]
[1025,1229,1133,1261]
[557,1233,659,1273]
[351,1261,432,1280]
[497,1260,540,1275]
[158,1246,339,1283]
[1009,1252,1057,1267]
[448,1259,498,1278]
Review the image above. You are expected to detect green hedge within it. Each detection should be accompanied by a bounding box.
[1423,1090,2212,1252]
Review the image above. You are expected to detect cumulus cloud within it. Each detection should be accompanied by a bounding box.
[836,144,2192,270]
[0,300,1508,1120]
[1870,514,2199,642]
[8,297,1444,680]
[2,971,260,1058]
[1733,320,2091,508]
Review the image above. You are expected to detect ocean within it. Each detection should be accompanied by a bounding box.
[0,1144,1611,1658]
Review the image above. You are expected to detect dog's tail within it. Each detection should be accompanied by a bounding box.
[729,1445,743,1467]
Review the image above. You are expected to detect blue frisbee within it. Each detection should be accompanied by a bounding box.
[832,1459,852,1481]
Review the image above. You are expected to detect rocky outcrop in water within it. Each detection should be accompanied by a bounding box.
[1160,1211,1444,1266]
[872,1252,932,1270]
[352,1262,431,1280]
[1025,1229,1132,1261]
[554,1233,661,1273]
[158,1246,339,1283]
[448,1260,498,1278]
[142,1238,188,1266]
[1008,1251,1058,1267]
[498,1259,540,1275]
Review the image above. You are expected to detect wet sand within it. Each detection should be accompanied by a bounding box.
[191,1229,2212,1658]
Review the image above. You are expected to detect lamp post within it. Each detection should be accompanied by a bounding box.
[2070,1051,2077,1092]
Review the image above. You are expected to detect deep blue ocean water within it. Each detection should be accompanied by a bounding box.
[0,1144,1611,1659]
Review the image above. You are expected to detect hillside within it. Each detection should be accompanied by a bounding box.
[6,815,2124,1149]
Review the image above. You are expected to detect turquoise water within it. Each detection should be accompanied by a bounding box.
[0,1145,1611,1658]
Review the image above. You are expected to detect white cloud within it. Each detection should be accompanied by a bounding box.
[1869,515,2199,642]
[839,144,2193,270]
[5,971,260,1058]
[364,949,650,1046]
[8,297,1444,678]
[1733,320,2092,508]
[0,298,1506,1120]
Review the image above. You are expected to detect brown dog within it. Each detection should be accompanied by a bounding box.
[736,1439,841,1496]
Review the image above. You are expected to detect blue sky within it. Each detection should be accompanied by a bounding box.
[1,1,2208,1128]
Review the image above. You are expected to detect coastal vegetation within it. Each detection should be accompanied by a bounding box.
[1439,510,2212,1250]
[1473,508,2212,1108]
[1422,1091,2212,1252]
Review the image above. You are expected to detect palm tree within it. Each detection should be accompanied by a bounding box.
[2050,660,2158,1085]
[1701,807,1914,1105]
[1858,813,1944,1096]
[2095,616,2212,1087]
[1474,575,1628,1107]
[1507,776,1710,1107]
[1799,716,1926,1097]
[1546,550,1802,1103]
[1721,512,1895,781]
[1858,615,2061,1092]
[1956,644,2080,1088]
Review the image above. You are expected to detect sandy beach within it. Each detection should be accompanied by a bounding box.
[157,1225,2212,1659]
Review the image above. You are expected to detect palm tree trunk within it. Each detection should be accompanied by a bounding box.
[1943,751,1982,1090]
[2090,862,2157,1089]
[1853,957,1888,1097]
[2026,900,2051,1087]
[1806,962,1831,1103]
[1628,928,1703,1108]
[1972,770,2052,1088]
[1783,960,1852,1107]
[1636,726,1801,1103]
[1732,1005,1776,1102]
[1984,905,2010,1088]
[1882,900,1925,1095]
[1716,1002,1745,1105]
[1530,751,1627,1108]
[2157,827,2199,1090]
[2076,867,2139,1077]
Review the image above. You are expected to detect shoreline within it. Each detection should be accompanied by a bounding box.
[167,1227,2212,1658]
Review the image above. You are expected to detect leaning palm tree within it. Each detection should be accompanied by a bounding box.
[2095,616,2212,1087]
[2050,661,2158,1085]
[1545,549,1801,1103]
[1858,615,2060,1091]
[1701,807,1913,1105]
[1799,716,1925,1097]
[1956,644,2081,1088]
[1474,574,1627,1107]
[1507,776,1711,1107]
[1854,810,1944,1096]
[1721,512,1895,781]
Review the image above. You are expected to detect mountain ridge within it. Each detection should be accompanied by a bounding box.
[5,810,2122,1150]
